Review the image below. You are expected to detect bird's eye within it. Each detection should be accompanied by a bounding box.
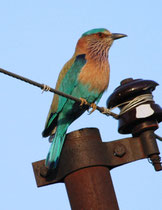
[98,33,103,38]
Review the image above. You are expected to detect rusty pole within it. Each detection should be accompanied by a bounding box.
[65,167,118,210]
[63,130,119,210]
[33,128,120,209]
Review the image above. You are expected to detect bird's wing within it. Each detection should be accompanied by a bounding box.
[42,54,86,137]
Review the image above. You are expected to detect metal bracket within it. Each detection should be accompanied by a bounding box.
[32,127,161,187]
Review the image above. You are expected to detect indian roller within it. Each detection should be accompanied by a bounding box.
[42,28,127,169]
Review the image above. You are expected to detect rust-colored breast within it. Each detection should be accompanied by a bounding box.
[78,59,110,93]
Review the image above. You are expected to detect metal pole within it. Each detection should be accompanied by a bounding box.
[64,166,119,210]
[61,128,119,210]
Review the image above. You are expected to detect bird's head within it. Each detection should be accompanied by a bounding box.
[75,28,127,60]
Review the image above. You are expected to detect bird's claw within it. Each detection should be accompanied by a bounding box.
[79,98,97,114]
[42,84,51,93]
[88,103,97,114]
[79,98,88,106]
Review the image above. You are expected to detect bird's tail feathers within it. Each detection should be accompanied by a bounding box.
[42,113,58,137]
[45,131,66,169]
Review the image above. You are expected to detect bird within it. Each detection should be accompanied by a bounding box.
[42,28,127,169]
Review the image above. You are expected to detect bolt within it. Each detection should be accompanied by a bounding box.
[114,144,126,157]
[149,154,162,171]
[40,166,50,178]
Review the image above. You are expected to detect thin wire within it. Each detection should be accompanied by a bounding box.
[102,94,154,117]
[0,67,119,119]
[0,68,157,120]
[119,94,154,116]
[155,133,162,141]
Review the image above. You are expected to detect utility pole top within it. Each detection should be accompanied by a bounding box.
[32,78,162,210]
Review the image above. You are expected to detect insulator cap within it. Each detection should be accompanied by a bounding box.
[107,78,158,108]
[106,78,162,135]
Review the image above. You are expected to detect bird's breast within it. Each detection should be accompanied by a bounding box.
[78,60,110,93]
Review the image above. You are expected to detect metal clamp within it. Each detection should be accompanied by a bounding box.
[32,127,161,187]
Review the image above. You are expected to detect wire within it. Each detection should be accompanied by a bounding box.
[155,133,162,141]
[102,94,154,118]
[0,68,158,121]
[0,67,119,119]
[119,94,154,116]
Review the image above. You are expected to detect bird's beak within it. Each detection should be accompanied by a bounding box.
[111,33,127,40]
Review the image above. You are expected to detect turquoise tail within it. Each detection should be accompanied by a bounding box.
[45,129,66,169]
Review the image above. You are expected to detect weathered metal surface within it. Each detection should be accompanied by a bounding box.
[32,127,161,187]
[65,166,119,210]
[149,154,162,171]
[140,130,160,155]
[140,130,161,171]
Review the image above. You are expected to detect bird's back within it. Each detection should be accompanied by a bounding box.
[44,55,76,129]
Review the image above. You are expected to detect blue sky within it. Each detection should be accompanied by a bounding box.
[0,1,162,210]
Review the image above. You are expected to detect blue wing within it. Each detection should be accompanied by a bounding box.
[42,54,86,137]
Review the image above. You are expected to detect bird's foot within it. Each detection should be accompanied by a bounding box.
[42,84,51,93]
[88,103,97,114]
[79,98,97,114]
[79,97,88,106]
